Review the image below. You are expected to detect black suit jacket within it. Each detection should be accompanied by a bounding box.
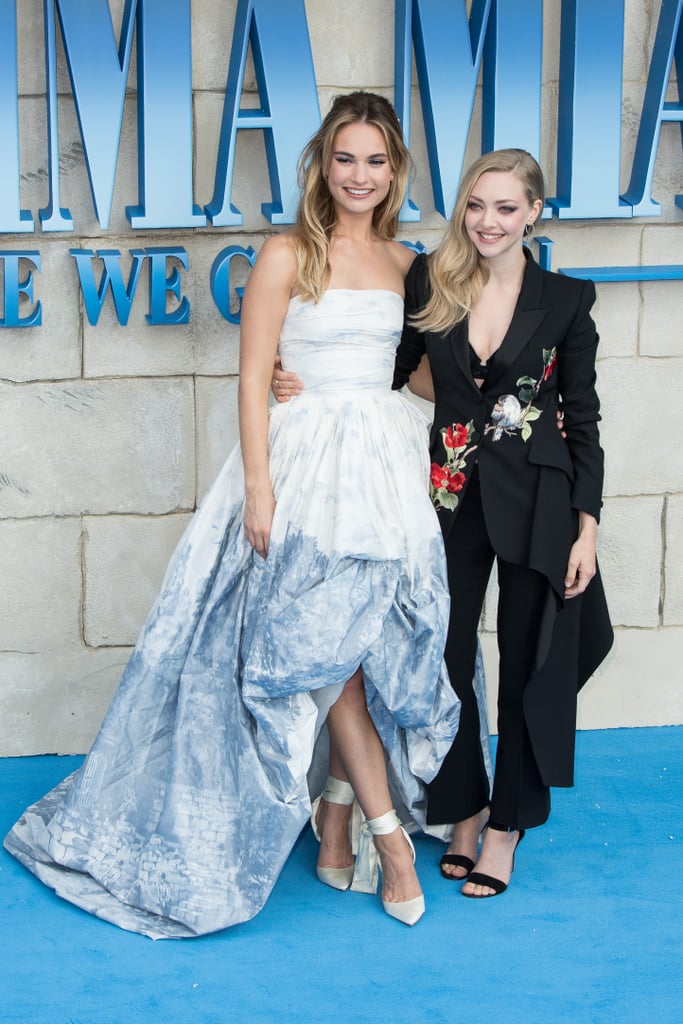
[394,251,613,786]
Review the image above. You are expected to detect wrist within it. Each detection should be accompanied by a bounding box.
[577,511,598,538]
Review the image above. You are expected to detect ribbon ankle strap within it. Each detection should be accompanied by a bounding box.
[320,776,355,806]
[366,809,402,837]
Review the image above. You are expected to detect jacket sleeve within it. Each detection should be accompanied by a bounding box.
[392,254,429,390]
[557,277,605,522]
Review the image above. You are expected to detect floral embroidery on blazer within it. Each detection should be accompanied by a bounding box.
[430,420,476,511]
[484,346,557,442]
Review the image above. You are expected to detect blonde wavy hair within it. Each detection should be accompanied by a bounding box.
[293,91,410,302]
[412,149,545,334]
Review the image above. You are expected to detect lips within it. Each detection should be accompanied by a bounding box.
[345,188,373,197]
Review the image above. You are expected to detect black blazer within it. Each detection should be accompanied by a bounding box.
[394,250,613,786]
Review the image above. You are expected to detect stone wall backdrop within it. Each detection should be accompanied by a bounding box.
[1,0,681,754]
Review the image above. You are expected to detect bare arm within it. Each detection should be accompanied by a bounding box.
[239,235,297,556]
[405,353,435,403]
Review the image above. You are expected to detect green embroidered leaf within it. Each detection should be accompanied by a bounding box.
[524,406,542,421]
[516,375,536,388]
[519,388,536,403]
[438,491,460,511]
[521,421,533,442]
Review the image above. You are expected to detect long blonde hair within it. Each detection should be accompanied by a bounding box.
[413,149,545,333]
[293,91,410,302]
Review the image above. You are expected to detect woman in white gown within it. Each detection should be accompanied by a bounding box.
[4,93,476,938]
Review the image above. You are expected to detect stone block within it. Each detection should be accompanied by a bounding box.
[664,495,683,626]
[0,517,82,652]
[640,279,682,358]
[84,513,192,647]
[598,496,662,627]
[577,628,683,728]
[599,357,683,496]
[307,3,393,87]
[195,377,240,501]
[0,378,195,517]
[639,228,683,356]
[0,649,129,755]
[192,0,241,91]
[538,223,642,274]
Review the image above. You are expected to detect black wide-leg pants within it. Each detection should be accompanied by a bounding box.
[427,470,552,831]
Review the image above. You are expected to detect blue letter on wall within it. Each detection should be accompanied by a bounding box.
[395,0,543,220]
[210,246,257,322]
[0,253,42,327]
[145,248,190,325]
[206,0,320,226]
[41,0,204,232]
[547,0,630,218]
[622,0,683,215]
[70,248,146,325]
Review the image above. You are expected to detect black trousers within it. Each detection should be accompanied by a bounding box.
[427,471,552,831]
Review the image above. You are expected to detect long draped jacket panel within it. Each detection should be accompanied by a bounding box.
[393,250,614,787]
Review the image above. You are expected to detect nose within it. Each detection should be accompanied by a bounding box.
[350,162,369,184]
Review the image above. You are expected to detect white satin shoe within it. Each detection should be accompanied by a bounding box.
[310,776,358,891]
[357,809,425,926]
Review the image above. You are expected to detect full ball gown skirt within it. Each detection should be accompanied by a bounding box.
[5,290,470,938]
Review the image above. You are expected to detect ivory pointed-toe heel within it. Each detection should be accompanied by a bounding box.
[316,863,355,890]
[311,776,357,892]
[365,809,425,926]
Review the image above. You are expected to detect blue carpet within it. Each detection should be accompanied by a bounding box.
[1,727,681,1024]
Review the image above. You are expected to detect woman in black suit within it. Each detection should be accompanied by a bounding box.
[392,149,613,897]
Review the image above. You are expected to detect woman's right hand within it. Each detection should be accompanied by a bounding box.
[243,488,276,558]
[272,356,304,402]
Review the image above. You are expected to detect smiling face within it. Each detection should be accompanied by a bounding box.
[326,121,394,218]
[464,170,543,264]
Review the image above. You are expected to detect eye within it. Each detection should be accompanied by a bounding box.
[467,201,481,210]
[499,205,518,214]
[334,155,353,165]
[369,157,388,166]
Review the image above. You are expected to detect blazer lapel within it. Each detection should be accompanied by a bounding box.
[483,251,548,392]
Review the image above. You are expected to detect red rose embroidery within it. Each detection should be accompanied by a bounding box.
[430,463,449,490]
[443,423,469,450]
[430,464,465,493]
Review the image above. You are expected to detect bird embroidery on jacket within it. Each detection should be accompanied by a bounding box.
[484,346,557,443]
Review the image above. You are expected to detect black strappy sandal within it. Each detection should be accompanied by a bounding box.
[439,853,475,880]
[462,825,525,898]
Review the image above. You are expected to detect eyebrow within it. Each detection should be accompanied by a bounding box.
[468,194,520,204]
[333,150,388,158]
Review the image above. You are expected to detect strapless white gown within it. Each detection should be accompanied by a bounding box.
[4,290,474,938]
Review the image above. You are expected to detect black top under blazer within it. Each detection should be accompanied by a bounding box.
[393,250,614,786]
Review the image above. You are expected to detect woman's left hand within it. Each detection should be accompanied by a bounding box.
[564,512,598,599]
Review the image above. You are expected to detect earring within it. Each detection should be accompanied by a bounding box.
[524,222,534,236]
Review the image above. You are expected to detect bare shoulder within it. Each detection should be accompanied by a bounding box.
[253,233,299,283]
[243,233,299,318]
[387,239,417,280]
